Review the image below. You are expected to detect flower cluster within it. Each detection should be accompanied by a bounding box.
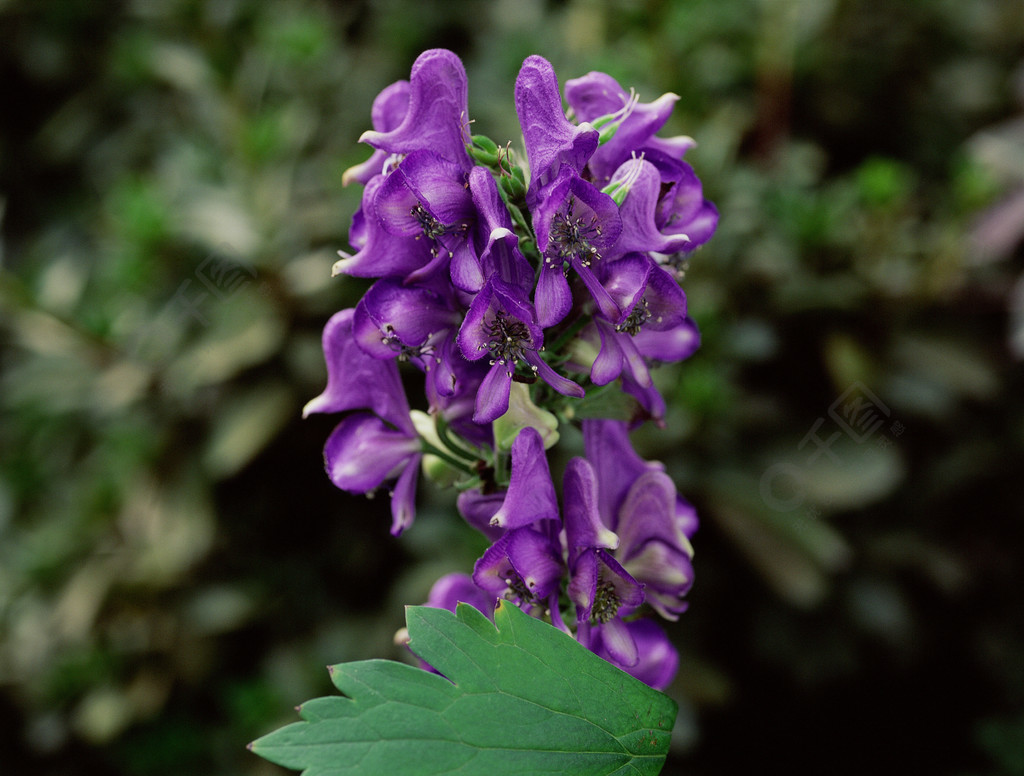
[305,50,716,688]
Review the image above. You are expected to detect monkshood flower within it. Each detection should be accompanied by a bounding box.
[564,70,696,184]
[451,166,535,294]
[457,276,584,423]
[605,157,698,259]
[532,167,624,327]
[303,309,422,535]
[352,277,462,398]
[563,456,646,670]
[308,50,717,692]
[575,253,700,390]
[583,418,698,539]
[375,149,475,278]
[643,150,719,265]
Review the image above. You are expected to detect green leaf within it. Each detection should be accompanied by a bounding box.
[250,601,677,775]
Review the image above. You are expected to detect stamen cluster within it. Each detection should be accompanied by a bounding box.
[304,49,717,689]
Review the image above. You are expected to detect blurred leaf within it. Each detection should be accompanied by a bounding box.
[203,383,295,478]
[891,333,1001,402]
[709,471,851,607]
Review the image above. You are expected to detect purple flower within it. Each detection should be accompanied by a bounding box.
[606,157,696,258]
[374,150,475,280]
[591,618,679,690]
[451,166,535,294]
[359,49,472,169]
[564,70,696,184]
[351,278,462,398]
[321,412,421,536]
[582,420,696,618]
[303,309,422,535]
[514,55,599,202]
[612,470,695,620]
[563,458,645,665]
[332,175,437,281]
[487,427,560,531]
[532,168,623,327]
[473,525,565,616]
[457,276,583,423]
[584,254,701,388]
[645,151,719,260]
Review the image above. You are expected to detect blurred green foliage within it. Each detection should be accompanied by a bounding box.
[1,0,1022,774]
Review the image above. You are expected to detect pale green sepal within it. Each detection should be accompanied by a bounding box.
[493,382,560,452]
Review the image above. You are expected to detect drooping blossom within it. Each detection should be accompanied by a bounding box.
[564,70,696,184]
[456,276,583,423]
[303,309,422,535]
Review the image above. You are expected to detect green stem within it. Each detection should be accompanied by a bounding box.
[435,415,481,462]
[420,442,476,475]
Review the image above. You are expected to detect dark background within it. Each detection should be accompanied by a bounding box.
[1,1,1023,774]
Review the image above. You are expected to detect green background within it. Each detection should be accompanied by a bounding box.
[1,1,1022,774]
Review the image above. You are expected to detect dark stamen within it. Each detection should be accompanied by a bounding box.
[615,297,651,335]
[548,197,602,268]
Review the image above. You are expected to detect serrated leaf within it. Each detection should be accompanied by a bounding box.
[250,601,677,776]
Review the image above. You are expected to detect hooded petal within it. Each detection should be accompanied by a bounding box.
[582,420,664,528]
[490,427,560,530]
[515,55,599,199]
[562,457,620,552]
[359,49,472,168]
